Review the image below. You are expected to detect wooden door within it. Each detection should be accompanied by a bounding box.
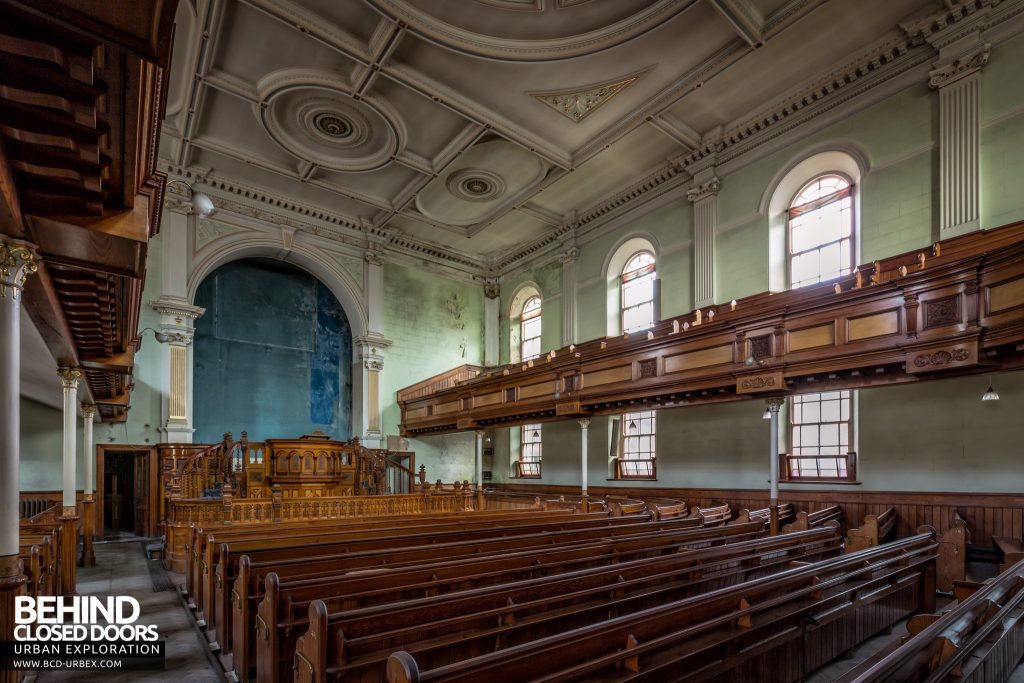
[133,452,148,536]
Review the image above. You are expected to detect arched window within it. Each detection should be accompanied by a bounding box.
[788,174,854,288]
[786,173,856,481]
[519,296,542,361]
[621,251,656,333]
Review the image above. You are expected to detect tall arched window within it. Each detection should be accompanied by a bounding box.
[788,174,854,289]
[621,251,656,333]
[519,296,542,361]
[787,173,855,481]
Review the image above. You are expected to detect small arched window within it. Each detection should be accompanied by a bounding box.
[788,174,854,288]
[621,251,656,333]
[519,296,542,361]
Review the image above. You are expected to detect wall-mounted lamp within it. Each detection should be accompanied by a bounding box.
[982,375,1000,402]
[139,327,170,344]
[166,179,216,217]
[745,355,768,367]
[762,407,771,420]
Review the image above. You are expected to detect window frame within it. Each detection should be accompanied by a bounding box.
[620,251,657,334]
[616,410,656,480]
[515,423,542,479]
[519,296,542,362]
[786,174,856,290]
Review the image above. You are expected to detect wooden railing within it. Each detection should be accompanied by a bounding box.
[170,432,248,499]
[396,364,484,402]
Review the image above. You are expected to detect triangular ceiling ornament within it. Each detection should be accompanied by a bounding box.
[531,71,644,123]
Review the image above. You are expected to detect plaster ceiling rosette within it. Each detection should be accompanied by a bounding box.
[416,139,546,227]
[365,0,698,61]
[255,69,406,172]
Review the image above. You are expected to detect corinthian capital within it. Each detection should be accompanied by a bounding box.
[0,239,38,300]
[57,367,82,390]
[686,177,721,203]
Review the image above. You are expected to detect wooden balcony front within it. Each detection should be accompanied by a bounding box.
[399,220,1024,436]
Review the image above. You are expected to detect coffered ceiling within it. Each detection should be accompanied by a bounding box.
[160,0,1004,278]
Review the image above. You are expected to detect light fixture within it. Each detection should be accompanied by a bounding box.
[166,179,216,217]
[628,420,637,432]
[762,407,771,420]
[982,376,1000,401]
[139,327,170,344]
[532,430,540,439]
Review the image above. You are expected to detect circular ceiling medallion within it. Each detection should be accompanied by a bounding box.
[313,112,354,139]
[256,69,406,172]
[446,169,505,202]
[365,0,687,61]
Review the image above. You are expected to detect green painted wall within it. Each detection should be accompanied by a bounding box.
[19,397,85,492]
[381,262,485,483]
[500,260,563,364]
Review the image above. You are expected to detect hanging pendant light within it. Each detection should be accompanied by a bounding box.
[982,375,1000,402]
[628,420,637,432]
[532,429,540,439]
[762,407,772,420]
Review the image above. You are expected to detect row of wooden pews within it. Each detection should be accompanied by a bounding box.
[365,532,939,683]
[837,556,1024,682]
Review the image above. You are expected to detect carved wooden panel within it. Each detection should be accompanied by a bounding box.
[924,295,961,328]
[736,372,785,394]
[638,359,658,378]
[905,341,978,374]
[750,334,772,358]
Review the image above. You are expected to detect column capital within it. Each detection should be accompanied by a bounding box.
[483,280,500,299]
[577,418,591,429]
[686,177,721,203]
[928,42,990,90]
[57,367,82,389]
[765,396,785,411]
[151,296,205,321]
[559,248,580,265]
[364,248,385,267]
[0,238,39,300]
[80,402,97,419]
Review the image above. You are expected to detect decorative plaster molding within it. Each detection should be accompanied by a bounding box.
[151,296,206,322]
[531,72,644,123]
[686,177,721,203]
[928,42,990,89]
[558,247,580,264]
[483,281,501,299]
[196,219,246,249]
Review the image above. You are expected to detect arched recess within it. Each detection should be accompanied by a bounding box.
[192,259,354,443]
[760,145,869,292]
[508,281,541,364]
[188,235,368,341]
[603,233,659,337]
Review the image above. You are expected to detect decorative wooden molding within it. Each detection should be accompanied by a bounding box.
[399,220,1024,435]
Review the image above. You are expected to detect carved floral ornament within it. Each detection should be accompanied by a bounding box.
[531,72,644,122]
[0,240,38,299]
[913,347,970,368]
[57,366,82,389]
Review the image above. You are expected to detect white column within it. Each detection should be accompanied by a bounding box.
[81,403,96,495]
[152,298,204,443]
[475,430,485,489]
[484,282,500,366]
[560,248,579,346]
[688,176,720,309]
[578,419,590,496]
[0,239,37,561]
[766,398,784,505]
[929,39,989,237]
[57,367,82,510]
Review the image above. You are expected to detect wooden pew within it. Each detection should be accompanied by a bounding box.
[243,520,765,682]
[208,514,657,648]
[187,508,590,617]
[281,526,840,683]
[688,500,732,526]
[992,532,1024,571]
[606,497,647,516]
[370,532,936,683]
[835,556,1024,682]
[647,498,688,520]
[935,509,970,592]
[845,506,896,551]
[782,504,842,533]
[730,503,794,527]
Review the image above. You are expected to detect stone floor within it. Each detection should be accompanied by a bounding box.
[31,540,220,683]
